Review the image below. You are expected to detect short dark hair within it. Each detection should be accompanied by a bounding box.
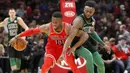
[52,11,62,18]
[84,0,96,9]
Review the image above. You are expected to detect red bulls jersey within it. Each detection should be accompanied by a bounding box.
[46,22,68,50]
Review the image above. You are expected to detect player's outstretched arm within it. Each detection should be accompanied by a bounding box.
[0,18,8,27]
[15,23,49,38]
[89,23,110,51]
[88,20,105,46]
[19,27,41,37]
[90,31,105,46]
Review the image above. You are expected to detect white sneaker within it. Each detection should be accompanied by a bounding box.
[124,70,128,73]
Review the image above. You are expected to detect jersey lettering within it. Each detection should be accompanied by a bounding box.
[8,23,18,36]
[9,29,18,36]
[83,26,92,33]
[56,39,64,45]
[51,36,67,46]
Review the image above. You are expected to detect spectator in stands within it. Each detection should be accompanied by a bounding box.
[109,38,116,47]
[16,5,26,18]
[116,25,130,45]
[112,36,130,73]
[103,36,109,42]
[31,38,45,73]
[99,41,116,73]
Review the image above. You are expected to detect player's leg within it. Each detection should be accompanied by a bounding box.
[93,51,105,73]
[15,51,23,71]
[65,53,81,73]
[41,56,54,73]
[75,46,94,73]
[83,37,104,73]
[15,58,21,70]
[9,57,17,70]
[8,46,18,72]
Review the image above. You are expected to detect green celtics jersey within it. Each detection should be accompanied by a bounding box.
[80,14,95,33]
[7,17,23,41]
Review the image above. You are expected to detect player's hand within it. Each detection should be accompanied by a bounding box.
[9,37,16,47]
[15,34,26,40]
[14,34,20,39]
[9,34,21,47]
[67,47,76,56]
[57,53,65,63]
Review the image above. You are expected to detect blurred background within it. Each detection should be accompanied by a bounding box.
[0,0,130,73]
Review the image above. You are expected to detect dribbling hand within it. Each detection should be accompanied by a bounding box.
[57,53,65,63]
[67,47,76,56]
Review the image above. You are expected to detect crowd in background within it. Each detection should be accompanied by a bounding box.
[0,0,130,73]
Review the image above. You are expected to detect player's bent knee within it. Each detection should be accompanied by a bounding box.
[43,57,54,67]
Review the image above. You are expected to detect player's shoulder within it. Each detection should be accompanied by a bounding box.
[64,22,71,29]
[17,17,21,19]
[73,16,83,24]
[71,16,83,28]
[75,15,83,21]
[2,18,9,23]
[17,17,24,21]
[46,22,51,27]
[40,22,50,29]
[4,17,9,21]
[39,23,50,34]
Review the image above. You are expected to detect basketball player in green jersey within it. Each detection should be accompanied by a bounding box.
[0,8,29,73]
[59,1,110,73]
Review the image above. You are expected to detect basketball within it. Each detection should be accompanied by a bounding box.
[10,37,27,51]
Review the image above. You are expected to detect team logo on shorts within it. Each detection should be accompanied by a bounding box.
[64,11,75,17]
[56,58,86,69]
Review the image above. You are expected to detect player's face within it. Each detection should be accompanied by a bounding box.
[9,9,16,17]
[84,7,95,18]
[52,17,62,30]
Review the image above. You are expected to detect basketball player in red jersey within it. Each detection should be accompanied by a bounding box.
[12,12,88,73]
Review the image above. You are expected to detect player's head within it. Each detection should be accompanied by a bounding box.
[84,0,96,18]
[52,11,62,30]
[8,8,16,18]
